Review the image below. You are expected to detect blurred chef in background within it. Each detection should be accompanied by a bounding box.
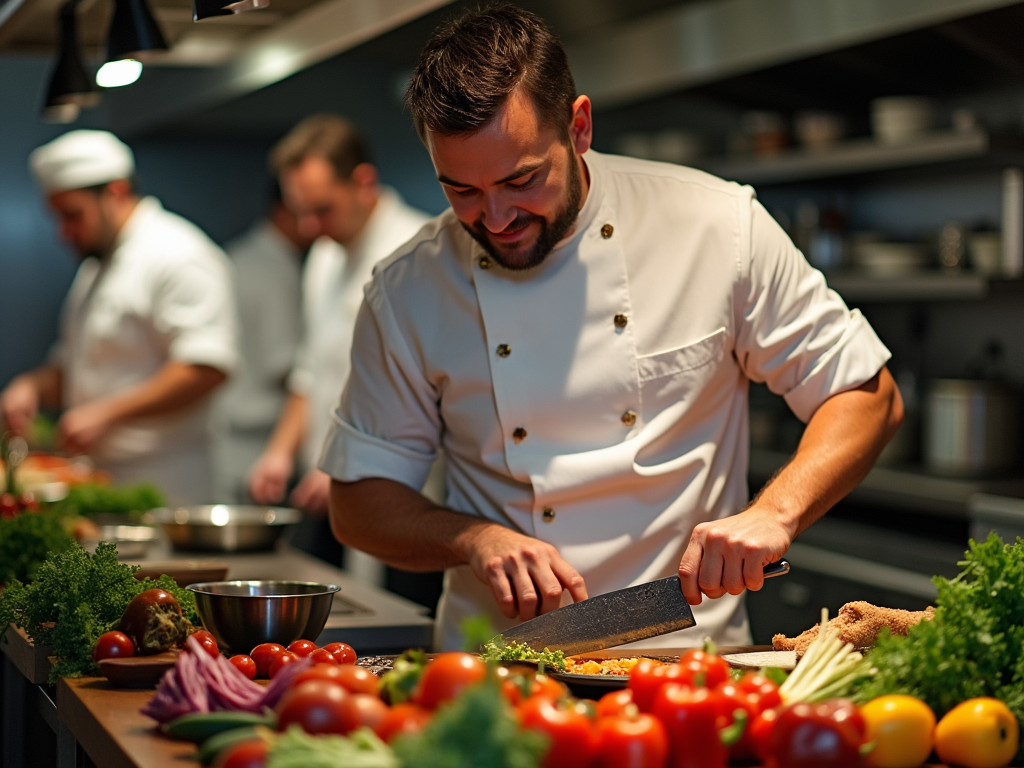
[247,114,431,575]
[212,184,313,503]
[0,130,237,505]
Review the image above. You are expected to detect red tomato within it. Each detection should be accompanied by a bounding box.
[737,673,782,712]
[651,683,726,768]
[287,639,318,658]
[596,689,635,719]
[268,651,299,679]
[293,664,350,688]
[749,707,780,763]
[714,681,762,761]
[228,655,257,680]
[250,643,286,678]
[519,695,598,768]
[0,493,20,518]
[275,680,349,735]
[628,661,691,713]
[764,702,864,768]
[92,631,135,663]
[338,693,389,734]
[502,672,569,706]
[332,664,380,695]
[414,653,486,710]
[374,702,432,743]
[308,648,339,666]
[322,642,357,665]
[677,649,730,688]
[189,630,220,659]
[212,739,268,768]
[594,713,669,768]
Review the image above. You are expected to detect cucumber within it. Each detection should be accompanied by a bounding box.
[194,725,271,766]
[162,711,274,743]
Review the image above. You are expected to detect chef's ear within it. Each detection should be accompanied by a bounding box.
[569,95,593,156]
[348,162,378,190]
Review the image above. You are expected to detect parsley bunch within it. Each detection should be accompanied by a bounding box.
[0,509,76,584]
[0,541,199,681]
[848,534,1024,760]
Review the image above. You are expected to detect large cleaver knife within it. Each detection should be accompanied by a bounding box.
[500,560,790,656]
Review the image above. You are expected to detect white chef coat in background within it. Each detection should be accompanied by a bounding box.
[52,196,237,505]
[212,220,304,502]
[320,150,892,650]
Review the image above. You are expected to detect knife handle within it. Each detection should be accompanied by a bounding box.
[763,559,790,578]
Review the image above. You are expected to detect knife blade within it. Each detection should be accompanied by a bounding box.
[500,560,790,656]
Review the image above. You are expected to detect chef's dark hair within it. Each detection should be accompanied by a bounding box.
[270,114,371,181]
[405,4,576,142]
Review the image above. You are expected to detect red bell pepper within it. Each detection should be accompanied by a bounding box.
[651,683,747,768]
[763,699,866,768]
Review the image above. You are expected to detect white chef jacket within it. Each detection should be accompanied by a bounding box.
[212,220,303,502]
[288,188,430,469]
[320,151,891,651]
[52,197,237,505]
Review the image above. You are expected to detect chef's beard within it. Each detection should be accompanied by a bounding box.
[462,149,583,272]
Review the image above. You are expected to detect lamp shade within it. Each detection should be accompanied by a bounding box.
[106,0,168,62]
[43,0,99,119]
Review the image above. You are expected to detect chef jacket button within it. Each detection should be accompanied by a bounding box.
[478,256,491,269]
[614,313,628,329]
[601,223,614,239]
[542,507,556,523]
[512,427,527,443]
[621,409,637,427]
[496,343,511,358]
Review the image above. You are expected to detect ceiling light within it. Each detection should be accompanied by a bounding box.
[96,59,143,88]
[106,0,168,63]
[193,0,269,22]
[42,0,100,121]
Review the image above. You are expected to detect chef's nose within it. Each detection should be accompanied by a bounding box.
[480,194,515,234]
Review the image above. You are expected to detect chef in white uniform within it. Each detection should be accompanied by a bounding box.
[212,188,311,502]
[1,130,237,505]
[322,7,905,651]
[247,115,430,577]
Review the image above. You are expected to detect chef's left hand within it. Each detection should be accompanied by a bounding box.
[58,401,115,454]
[290,469,331,516]
[677,505,794,605]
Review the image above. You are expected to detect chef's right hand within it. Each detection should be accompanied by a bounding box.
[463,524,588,621]
[0,376,39,436]
[248,450,293,504]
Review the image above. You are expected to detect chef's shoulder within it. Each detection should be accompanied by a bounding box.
[131,199,233,285]
[368,210,473,295]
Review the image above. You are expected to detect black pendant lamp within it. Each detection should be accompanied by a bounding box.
[106,0,168,62]
[194,0,269,22]
[42,0,99,122]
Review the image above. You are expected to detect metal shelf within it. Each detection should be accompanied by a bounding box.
[697,129,997,186]
[823,273,1024,303]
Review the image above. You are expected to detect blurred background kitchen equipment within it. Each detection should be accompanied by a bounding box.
[132,560,229,587]
[1003,168,1023,277]
[80,524,158,559]
[794,111,845,151]
[938,222,966,272]
[188,580,340,652]
[851,235,927,276]
[968,230,1003,275]
[871,96,935,144]
[923,379,1019,477]
[150,504,302,552]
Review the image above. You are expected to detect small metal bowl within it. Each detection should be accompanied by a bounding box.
[149,505,302,552]
[81,525,159,559]
[187,580,340,653]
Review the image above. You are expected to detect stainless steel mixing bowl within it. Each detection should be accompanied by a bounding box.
[149,505,302,552]
[187,580,340,653]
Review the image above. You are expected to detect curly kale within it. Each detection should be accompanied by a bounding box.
[0,509,76,584]
[845,534,1024,761]
[0,541,199,681]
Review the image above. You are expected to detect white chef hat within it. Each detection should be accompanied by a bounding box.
[30,130,135,193]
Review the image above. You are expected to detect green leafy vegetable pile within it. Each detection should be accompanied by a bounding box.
[0,508,75,584]
[378,650,427,705]
[481,639,566,674]
[0,541,199,681]
[51,482,164,520]
[846,533,1024,760]
[268,726,398,768]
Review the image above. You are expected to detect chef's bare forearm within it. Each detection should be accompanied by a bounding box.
[754,366,903,534]
[100,362,226,423]
[14,365,63,411]
[262,393,308,461]
[329,477,502,571]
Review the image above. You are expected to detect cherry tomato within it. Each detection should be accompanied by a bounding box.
[338,693,389,734]
[18,491,39,512]
[628,660,690,713]
[189,630,220,659]
[374,702,432,743]
[92,631,135,663]
[293,664,351,688]
[414,652,486,710]
[228,655,257,680]
[519,695,598,768]
[595,713,669,768]
[275,680,349,735]
[287,639,318,658]
[0,493,20,518]
[322,642,357,665]
[502,672,569,706]
[597,689,636,719]
[212,739,268,768]
[677,648,730,688]
[250,643,286,678]
[268,651,299,679]
[308,648,339,666]
[332,664,380,695]
[738,672,782,712]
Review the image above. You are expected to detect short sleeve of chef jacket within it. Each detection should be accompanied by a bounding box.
[320,193,891,492]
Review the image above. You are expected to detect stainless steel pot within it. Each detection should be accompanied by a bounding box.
[148,505,302,552]
[923,379,1019,477]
